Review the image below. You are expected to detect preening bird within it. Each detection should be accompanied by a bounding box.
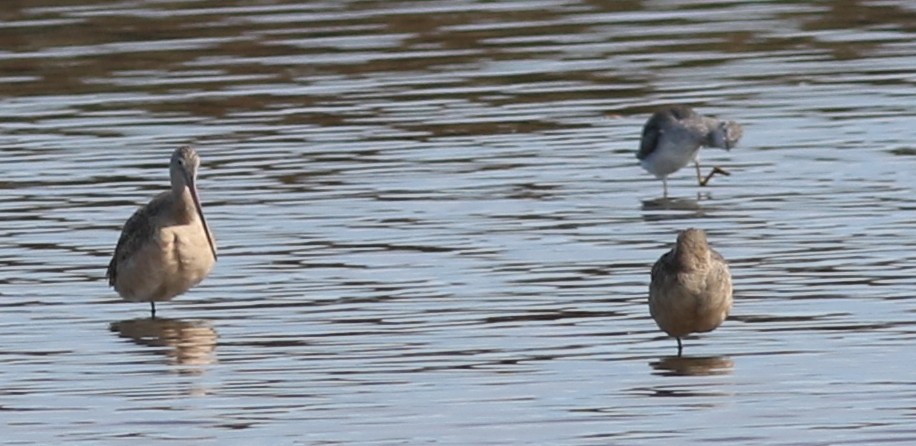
[637,106,742,197]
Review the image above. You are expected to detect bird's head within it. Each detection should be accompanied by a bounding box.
[712,120,743,151]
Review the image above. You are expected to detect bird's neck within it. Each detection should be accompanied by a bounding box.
[171,187,200,224]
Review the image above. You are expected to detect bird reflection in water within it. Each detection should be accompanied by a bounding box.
[650,355,734,377]
[640,196,706,219]
[110,318,217,369]
[641,194,704,209]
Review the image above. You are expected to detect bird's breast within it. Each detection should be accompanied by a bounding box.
[159,222,216,290]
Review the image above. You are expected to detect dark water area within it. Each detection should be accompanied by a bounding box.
[1,0,916,444]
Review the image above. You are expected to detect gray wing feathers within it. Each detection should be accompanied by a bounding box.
[637,112,664,160]
[637,106,698,160]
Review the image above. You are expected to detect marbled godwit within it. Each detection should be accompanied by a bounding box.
[648,228,732,356]
[106,146,217,317]
[637,106,742,197]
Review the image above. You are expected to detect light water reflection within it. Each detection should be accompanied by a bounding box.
[110,318,218,368]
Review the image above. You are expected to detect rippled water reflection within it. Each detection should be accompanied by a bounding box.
[2,0,916,444]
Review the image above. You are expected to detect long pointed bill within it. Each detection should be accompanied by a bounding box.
[187,176,218,261]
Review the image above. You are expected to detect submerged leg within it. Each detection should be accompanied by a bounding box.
[150,302,156,319]
[662,178,668,198]
[676,337,683,357]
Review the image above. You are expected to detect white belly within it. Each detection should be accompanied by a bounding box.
[640,139,701,178]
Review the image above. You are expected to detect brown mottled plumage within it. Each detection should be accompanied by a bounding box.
[107,146,217,317]
[648,228,732,355]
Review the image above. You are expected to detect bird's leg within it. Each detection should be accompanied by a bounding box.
[150,302,156,319]
[662,178,668,198]
[676,337,683,357]
[701,166,731,185]
[697,162,731,186]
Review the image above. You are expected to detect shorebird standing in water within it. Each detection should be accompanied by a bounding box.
[107,146,217,318]
[637,106,742,197]
[648,228,732,356]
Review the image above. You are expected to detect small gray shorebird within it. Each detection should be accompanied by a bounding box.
[648,228,732,356]
[637,106,742,197]
[107,146,217,318]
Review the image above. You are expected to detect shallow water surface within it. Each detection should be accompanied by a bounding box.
[1,0,916,444]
